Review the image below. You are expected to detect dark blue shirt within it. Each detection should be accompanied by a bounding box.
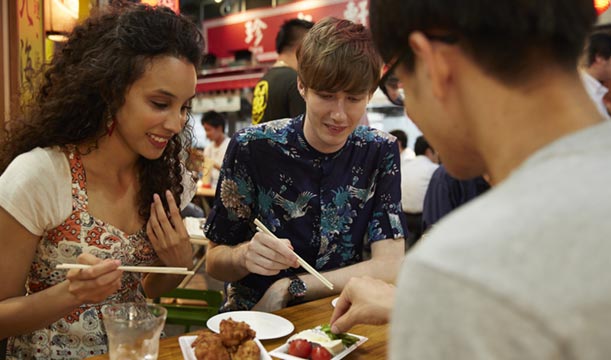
[204,115,407,310]
[422,165,490,231]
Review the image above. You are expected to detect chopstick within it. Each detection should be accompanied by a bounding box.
[56,264,195,275]
[189,238,209,246]
[253,219,334,290]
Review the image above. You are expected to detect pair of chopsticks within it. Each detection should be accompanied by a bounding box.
[253,219,334,290]
[56,264,194,275]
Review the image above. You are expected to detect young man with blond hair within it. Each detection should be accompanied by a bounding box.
[204,17,407,312]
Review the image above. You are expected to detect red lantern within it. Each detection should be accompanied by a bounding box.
[595,0,611,15]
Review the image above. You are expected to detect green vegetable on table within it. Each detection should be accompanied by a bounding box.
[320,324,359,348]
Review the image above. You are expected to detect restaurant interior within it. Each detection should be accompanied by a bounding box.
[2,1,611,359]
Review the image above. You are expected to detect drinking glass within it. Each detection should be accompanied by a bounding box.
[102,302,167,360]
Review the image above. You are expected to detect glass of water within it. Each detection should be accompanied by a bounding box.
[102,303,167,360]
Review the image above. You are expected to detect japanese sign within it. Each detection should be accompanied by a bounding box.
[141,0,180,13]
[17,0,43,104]
[203,0,369,62]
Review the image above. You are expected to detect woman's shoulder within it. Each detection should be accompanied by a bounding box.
[15,146,66,163]
[7,146,68,176]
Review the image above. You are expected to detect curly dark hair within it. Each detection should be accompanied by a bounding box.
[0,2,204,220]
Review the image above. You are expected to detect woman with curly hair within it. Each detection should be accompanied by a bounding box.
[0,3,203,358]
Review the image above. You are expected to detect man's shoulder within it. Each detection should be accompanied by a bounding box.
[263,66,298,82]
[410,162,611,308]
[234,118,295,145]
[350,126,398,146]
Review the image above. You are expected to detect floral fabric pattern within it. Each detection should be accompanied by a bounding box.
[205,115,407,311]
[6,149,157,360]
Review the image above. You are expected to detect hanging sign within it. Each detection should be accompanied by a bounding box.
[203,0,369,62]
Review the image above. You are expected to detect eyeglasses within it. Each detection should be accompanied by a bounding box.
[378,33,459,106]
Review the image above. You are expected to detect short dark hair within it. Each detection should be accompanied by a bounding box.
[389,130,407,149]
[414,136,432,156]
[586,32,611,66]
[276,18,314,54]
[370,0,597,86]
[201,110,226,129]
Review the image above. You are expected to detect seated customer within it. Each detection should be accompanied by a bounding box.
[400,135,439,243]
[204,17,407,312]
[422,165,490,231]
[201,110,230,189]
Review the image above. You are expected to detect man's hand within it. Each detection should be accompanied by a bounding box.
[330,276,395,334]
[241,232,299,276]
[252,277,291,312]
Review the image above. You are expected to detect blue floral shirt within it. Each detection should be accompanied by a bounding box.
[204,115,407,311]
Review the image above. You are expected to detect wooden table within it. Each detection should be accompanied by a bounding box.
[87,296,387,359]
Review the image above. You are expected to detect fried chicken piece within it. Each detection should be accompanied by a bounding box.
[219,318,256,348]
[231,339,260,360]
[192,330,230,360]
[192,330,222,348]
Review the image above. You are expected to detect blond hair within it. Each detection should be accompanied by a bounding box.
[297,17,382,95]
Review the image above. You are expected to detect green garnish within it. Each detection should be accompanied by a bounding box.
[320,324,359,347]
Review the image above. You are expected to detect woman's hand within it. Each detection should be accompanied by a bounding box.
[66,253,123,304]
[240,232,299,276]
[146,190,193,268]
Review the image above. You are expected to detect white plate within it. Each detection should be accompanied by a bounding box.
[206,311,294,340]
[184,217,206,239]
[268,332,368,360]
[331,297,339,308]
[179,335,271,360]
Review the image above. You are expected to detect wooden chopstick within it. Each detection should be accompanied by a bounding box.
[253,219,334,290]
[189,238,209,246]
[56,264,195,275]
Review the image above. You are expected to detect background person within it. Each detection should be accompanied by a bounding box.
[389,129,415,161]
[422,166,490,231]
[205,17,406,313]
[201,110,230,190]
[581,31,611,120]
[400,135,439,244]
[251,18,314,125]
[332,1,611,360]
[0,4,202,358]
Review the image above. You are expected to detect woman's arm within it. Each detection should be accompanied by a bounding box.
[0,208,123,340]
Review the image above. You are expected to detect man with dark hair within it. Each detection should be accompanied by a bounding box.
[581,32,611,120]
[389,129,415,159]
[389,129,407,151]
[251,18,314,124]
[201,110,230,189]
[400,135,438,244]
[331,1,611,358]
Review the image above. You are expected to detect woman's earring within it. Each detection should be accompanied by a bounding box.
[106,119,116,136]
[105,110,116,136]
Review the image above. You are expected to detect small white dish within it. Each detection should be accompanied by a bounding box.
[206,311,294,340]
[268,332,368,360]
[179,335,271,360]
